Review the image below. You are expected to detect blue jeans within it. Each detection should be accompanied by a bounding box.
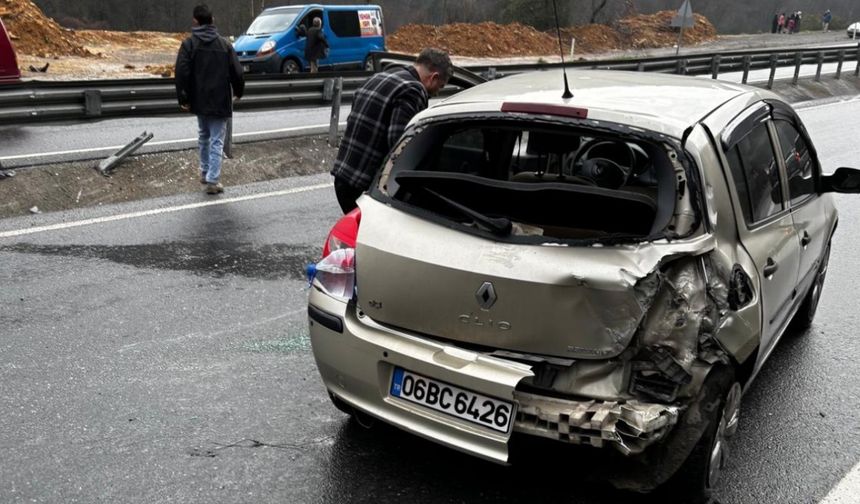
[197,116,228,184]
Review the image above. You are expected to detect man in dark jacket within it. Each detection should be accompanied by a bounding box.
[175,4,245,195]
[304,17,329,73]
[330,48,453,213]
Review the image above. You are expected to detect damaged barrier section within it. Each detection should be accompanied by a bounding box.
[509,253,742,456]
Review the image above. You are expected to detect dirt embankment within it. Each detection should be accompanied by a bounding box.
[2,0,718,79]
[388,11,718,58]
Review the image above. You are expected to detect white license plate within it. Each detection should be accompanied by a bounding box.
[390,367,514,433]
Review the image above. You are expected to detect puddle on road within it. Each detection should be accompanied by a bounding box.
[0,242,319,280]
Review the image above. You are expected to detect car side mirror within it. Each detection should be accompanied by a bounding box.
[821,167,860,193]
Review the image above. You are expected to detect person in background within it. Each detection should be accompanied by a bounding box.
[771,12,779,34]
[175,3,245,195]
[787,13,796,35]
[822,10,832,33]
[778,12,786,33]
[330,48,453,213]
[302,17,329,73]
[795,11,803,33]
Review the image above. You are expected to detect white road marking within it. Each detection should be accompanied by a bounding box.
[0,122,344,161]
[819,460,860,503]
[0,182,332,239]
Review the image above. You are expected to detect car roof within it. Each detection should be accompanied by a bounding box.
[424,69,768,138]
[263,4,381,12]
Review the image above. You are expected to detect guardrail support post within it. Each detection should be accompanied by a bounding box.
[96,131,154,176]
[815,51,824,82]
[328,77,343,147]
[855,43,860,77]
[767,54,778,89]
[741,56,751,84]
[710,55,721,79]
[792,52,803,85]
[637,61,645,72]
[676,59,687,75]
[84,90,102,117]
[836,50,845,79]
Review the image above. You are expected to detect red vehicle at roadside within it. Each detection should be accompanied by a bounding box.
[0,18,21,83]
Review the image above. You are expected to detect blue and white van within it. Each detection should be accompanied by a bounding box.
[233,4,385,74]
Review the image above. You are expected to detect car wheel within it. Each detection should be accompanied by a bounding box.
[659,369,741,504]
[791,241,831,332]
[282,58,301,74]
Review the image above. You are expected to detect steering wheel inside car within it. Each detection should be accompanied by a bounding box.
[571,139,636,189]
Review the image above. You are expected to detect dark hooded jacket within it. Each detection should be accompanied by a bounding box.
[175,24,245,118]
[304,25,329,62]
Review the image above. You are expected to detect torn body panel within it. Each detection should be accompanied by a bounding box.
[514,391,680,456]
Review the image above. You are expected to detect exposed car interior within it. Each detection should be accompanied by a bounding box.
[380,120,679,241]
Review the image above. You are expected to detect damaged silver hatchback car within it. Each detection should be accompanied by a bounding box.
[307,69,860,500]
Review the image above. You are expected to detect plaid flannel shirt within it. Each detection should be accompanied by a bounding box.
[331,66,429,191]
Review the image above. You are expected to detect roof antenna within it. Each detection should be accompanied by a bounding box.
[552,0,574,99]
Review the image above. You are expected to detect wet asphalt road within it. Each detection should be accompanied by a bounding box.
[1,98,860,503]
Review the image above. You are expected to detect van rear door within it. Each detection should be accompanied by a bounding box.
[0,18,21,83]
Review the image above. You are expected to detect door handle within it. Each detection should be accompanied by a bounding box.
[763,257,779,277]
[801,231,811,247]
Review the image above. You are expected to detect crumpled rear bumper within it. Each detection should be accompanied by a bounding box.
[513,392,681,456]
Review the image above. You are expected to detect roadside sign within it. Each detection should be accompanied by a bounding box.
[671,0,695,28]
[671,0,694,55]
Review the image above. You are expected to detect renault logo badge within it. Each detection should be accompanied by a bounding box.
[475,282,497,309]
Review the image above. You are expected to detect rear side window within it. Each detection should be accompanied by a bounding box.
[773,120,816,206]
[329,11,361,38]
[725,124,784,224]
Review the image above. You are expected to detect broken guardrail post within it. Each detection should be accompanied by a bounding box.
[710,55,721,79]
[792,52,803,85]
[856,43,860,77]
[767,54,778,89]
[741,55,751,84]
[84,90,102,117]
[836,50,845,79]
[328,77,343,147]
[96,131,154,176]
[815,51,824,82]
[675,59,687,75]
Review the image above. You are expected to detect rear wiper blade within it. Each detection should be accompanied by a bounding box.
[423,188,512,236]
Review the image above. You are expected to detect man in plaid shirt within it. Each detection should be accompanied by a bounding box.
[331,48,453,213]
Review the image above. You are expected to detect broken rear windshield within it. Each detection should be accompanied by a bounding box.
[377,119,690,243]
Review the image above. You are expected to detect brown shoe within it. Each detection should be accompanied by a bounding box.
[205,182,224,195]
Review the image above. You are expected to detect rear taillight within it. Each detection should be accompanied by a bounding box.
[307,209,361,300]
[322,208,361,258]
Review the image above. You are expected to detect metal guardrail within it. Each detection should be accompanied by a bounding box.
[0,44,858,125]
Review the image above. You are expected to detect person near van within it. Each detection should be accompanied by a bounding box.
[302,17,329,73]
[330,48,453,213]
[175,4,245,195]
[822,10,832,32]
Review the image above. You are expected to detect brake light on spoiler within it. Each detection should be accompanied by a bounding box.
[501,102,588,119]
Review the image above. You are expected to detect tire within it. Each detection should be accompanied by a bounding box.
[790,241,831,332]
[282,58,301,74]
[669,381,741,503]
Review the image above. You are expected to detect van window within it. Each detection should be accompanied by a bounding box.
[329,11,361,38]
[247,8,302,36]
[725,124,784,224]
